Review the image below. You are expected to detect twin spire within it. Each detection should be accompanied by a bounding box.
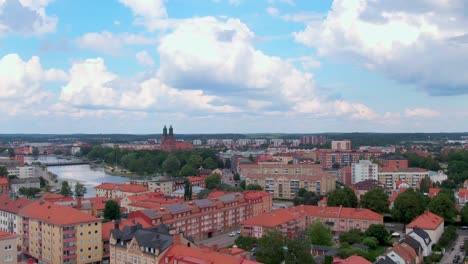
[163,125,174,136]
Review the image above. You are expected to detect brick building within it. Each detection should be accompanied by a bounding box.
[378,155,409,171]
[160,125,193,152]
[0,177,8,194]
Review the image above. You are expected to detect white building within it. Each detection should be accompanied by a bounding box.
[206,139,219,146]
[406,211,444,245]
[428,170,448,184]
[351,160,378,184]
[237,139,251,146]
[9,177,41,193]
[331,140,351,150]
[0,195,34,234]
[192,139,202,146]
[270,139,284,147]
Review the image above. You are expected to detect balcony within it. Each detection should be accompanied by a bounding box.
[63,229,76,235]
[63,254,77,260]
[63,245,77,251]
[63,237,77,243]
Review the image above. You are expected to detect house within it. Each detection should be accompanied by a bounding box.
[94,182,150,199]
[407,229,432,256]
[385,243,418,264]
[374,256,398,264]
[171,186,204,198]
[400,235,424,263]
[333,255,372,264]
[0,194,34,234]
[427,188,441,198]
[406,211,444,244]
[458,188,468,205]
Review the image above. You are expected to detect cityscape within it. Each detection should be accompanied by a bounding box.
[1,1,468,264]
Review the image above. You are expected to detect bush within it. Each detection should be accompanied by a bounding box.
[437,225,457,248]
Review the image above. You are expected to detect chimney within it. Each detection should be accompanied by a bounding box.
[173,232,181,245]
[114,220,120,231]
[77,196,82,209]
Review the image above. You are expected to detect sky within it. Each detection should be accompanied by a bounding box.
[1,0,468,134]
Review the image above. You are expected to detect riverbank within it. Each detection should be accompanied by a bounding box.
[103,165,147,179]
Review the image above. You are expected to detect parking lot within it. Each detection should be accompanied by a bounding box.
[198,230,241,248]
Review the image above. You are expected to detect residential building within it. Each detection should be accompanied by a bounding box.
[338,166,352,185]
[353,179,385,198]
[333,255,372,264]
[300,135,326,145]
[9,177,40,193]
[19,200,102,264]
[378,155,409,171]
[0,177,8,194]
[270,139,284,147]
[0,231,18,263]
[407,229,432,256]
[237,139,251,146]
[143,178,186,196]
[319,149,383,169]
[129,191,272,241]
[94,182,150,199]
[351,160,378,184]
[241,205,383,238]
[171,186,204,199]
[0,194,34,234]
[18,166,34,178]
[428,170,447,184]
[428,188,441,198]
[400,235,424,262]
[292,155,316,164]
[384,243,418,264]
[406,211,444,245]
[378,168,429,190]
[331,140,351,150]
[192,139,202,146]
[187,176,206,188]
[459,188,468,205]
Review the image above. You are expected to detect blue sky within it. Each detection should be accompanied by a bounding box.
[1,0,467,134]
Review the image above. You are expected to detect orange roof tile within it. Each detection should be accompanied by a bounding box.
[0,230,17,240]
[0,177,8,184]
[428,188,441,198]
[241,207,307,227]
[459,188,468,200]
[242,190,271,200]
[407,211,444,230]
[334,255,372,264]
[187,176,205,182]
[208,190,231,198]
[101,218,151,240]
[390,243,417,262]
[0,194,34,214]
[161,244,261,264]
[95,182,149,193]
[19,200,99,225]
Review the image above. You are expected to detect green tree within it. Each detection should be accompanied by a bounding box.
[248,154,254,162]
[196,188,212,199]
[32,147,40,156]
[18,187,41,198]
[362,237,378,249]
[74,182,87,197]
[240,180,246,189]
[202,157,218,170]
[0,166,8,177]
[246,184,263,191]
[284,238,315,264]
[103,200,121,221]
[307,222,333,246]
[419,176,432,193]
[360,189,389,214]
[392,188,427,223]
[255,231,285,264]
[428,193,457,223]
[339,229,364,245]
[225,158,231,169]
[188,153,203,168]
[179,164,198,177]
[39,176,47,188]
[60,181,73,197]
[234,236,258,251]
[364,224,389,245]
[184,180,192,201]
[461,203,468,225]
[332,163,340,169]
[327,187,358,208]
[205,173,221,189]
[162,154,181,176]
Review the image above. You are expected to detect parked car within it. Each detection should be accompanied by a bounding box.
[237,229,241,234]
[229,232,236,237]
[385,223,395,227]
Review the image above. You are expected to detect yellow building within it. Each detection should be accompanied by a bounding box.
[0,231,17,263]
[19,200,102,264]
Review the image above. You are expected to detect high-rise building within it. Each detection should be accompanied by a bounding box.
[351,160,378,184]
[331,140,351,150]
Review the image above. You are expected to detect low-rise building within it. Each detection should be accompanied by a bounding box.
[9,177,40,193]
[406,211,444,245]
[241,205,383,238]
[378,168,429,190]
[0,231,18,263]
[94,182,150,199]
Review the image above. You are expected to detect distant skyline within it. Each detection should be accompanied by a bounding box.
[1,0,467,134]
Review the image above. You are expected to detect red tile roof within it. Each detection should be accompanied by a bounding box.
[334,255,372,264]
[84,197,120,211]
[428,188,441,198]
[208,190,231,198]
[187,176,205,182]
[19,200,99,225]
[0,194,34,214]
[241,207,306,227]
[390,243,417,262]
[0,177,8,184]
[95,182,149,193]
[407,211,444,230]
[161,244,261,264]
[101,218,151,240]
[459,188,468,200]
[0,230,17,240]
[242,191,271,200]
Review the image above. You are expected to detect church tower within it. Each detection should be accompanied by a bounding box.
[163,125,168,136]
[169,125,174,137]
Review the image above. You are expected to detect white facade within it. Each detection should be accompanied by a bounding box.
[237,139,251,146]
[406,223,444,245]
[428,170,448,184]
[0,210,17,234]
[18,166,34,178]
[408,231,432,256]
[351,160,378,184]
[270,139,284,147]
[206,139,219,146]
[192,139,202,146]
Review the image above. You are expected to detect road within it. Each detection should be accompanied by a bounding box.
[198,231,239,248]
[440,229,467,264]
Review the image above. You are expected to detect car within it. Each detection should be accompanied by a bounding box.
[237,229,241,234]
[229,232,236,237]
[461,226,468,230]
[384,223,395,227]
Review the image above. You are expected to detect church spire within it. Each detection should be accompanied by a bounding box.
[163,125,167,136]
[169,125,174,136]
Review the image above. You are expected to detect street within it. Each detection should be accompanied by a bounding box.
[198,231,239,248]
[440,229,467,264]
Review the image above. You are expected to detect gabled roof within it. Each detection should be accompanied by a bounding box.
[389,243,417,262]
[374,256,397,264]
[161,244,261,264]
[409,228,432,245]
[401,236,422,256]
[0,194,34,214]
[95,182,148,193]
[428,188,441,198]
[407,211,444,230]
[102,218,151,240]
[334,255,372,264]
[113,224,174,253]
[19,199,99,225]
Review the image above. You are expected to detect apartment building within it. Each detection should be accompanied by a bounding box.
[378,168,429,190]
[94,182,150,199]
[319,149,383,169]
[241,205,383,238]
[331,140,351,150]
[378,155,409,171]
[0,231,17,263]
[239,163,324,176]
[140,178,186,196]
[351,160,378,184]
[128,191,272,241]
[19,200,102,264]
[0,194,34,234]
[0,177,8,194]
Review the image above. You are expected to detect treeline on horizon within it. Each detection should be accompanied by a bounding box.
[1,132,468,145]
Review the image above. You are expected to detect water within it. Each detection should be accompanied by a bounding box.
[24,156,131,197]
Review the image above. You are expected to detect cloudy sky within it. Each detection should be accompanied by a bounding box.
[1,0,467,134]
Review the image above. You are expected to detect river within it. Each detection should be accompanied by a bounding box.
[24,156,132,197]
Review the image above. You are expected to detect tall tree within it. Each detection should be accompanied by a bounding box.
[202,157,218,170]
[364,224,389,245]
[74,182,87,197]
[339,229,364,245]
[284,238,315,264]
[255,231,285,264]
[0,166,8,177]
[184,180,192,201]
[419,176,432,194]
[179,164,198,177]
[246,184,263,191]
[162,154,181,176]
[327,187,358,208]
[205,173,221,189]
[461,203,468,225]
[32,147,40,156]
[360,189,389,214]
[307,222,333,246]
[428,193,457,223]
[392,188,427,223]
[103,200,121,221]
[60,181,73,197]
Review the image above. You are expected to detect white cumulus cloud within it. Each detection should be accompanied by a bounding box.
[76,31,155,55]
[118,0,167,31]
[405,108,440,118]
[135,50,155,67]
[0,0,56,36]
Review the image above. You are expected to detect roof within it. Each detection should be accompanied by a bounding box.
[389,243,417,262]
[95,182,148,193]
[379,167,428,173]
[428,188,441,198]
[9,177,41,184]
[0,177,8,184]
[19,199,99,225]
[401,236,422,256]
[242,190,271,200]
[241,207,306,227]
[353,180,384,190]
[334,255,372,264]
[113,224,174,253]
[0,194,34,214]
[208,190,231,198]
[102,218,151,240]
[187,176,205,182]
[162,244,261,264]
[459,188,468,199]
[0,230,17,240]
[374,256,397,264]
[407,211,444,230]
[409,228,431,245]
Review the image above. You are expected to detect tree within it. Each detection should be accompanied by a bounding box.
[240,180,246,189]
[184,180,192,201]
[196,188,212,199]
[248,154,254,162]
[339,229,364,245]
[205,173,221,189]
[284,238,315,264]
[74,182,87,197]
[202,157,218,170]
[39,176,47,188]
[246,184,263,191]
[364,224,389,245]
[103,200,121,221]
[461,203,468,225]
[294,191,322,206]
[18,187,41,198]
[307,222,333,246]
[179,164,198,177]
[332,163,341,169]
[32,147,39,156]
[188,153,203,168]
[255,231,286,264]
[225,158,231,169]
[234,236,258,251]
[233,172,240,182]
[60,181,73,197]
[419,176,432,193]
[428,193,457,223]
[327,187,358,208]
[360,189,389,214]
[362,237,378,249]
[0,166,8,177]
[162,154,181,176]
[392,188,427,223]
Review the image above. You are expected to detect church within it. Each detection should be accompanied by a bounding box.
[160,125,193,151]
